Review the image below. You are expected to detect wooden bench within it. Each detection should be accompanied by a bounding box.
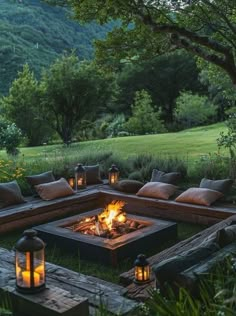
[0,247,139,316]
[119,214,236,301]
[1,184,236,234]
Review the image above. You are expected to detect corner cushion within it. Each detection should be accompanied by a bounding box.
[84,165,103,185]
[0,180,25,207]
[151,169,181,185]
[200,178,233,194]
[114,179,144,193]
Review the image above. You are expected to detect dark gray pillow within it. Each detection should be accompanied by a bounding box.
[114,179,144,193]
[26,171,55,187]
[0,180,25,207]
[200,178,233,194]
[84,165,103,185]
[217,225,236,248]
[151,169,181,185]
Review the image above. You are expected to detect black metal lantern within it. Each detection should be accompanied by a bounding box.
[15,229,46,294]
[108,164,119,185]
[75,163,86,190]
[134,254,151,284]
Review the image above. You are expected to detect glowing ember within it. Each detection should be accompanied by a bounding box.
[66,200,147,239]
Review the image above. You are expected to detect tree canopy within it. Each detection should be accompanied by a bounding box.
[61,0,236,85]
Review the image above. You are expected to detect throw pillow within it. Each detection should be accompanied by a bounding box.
[200,178,233,194]
[114,180,144,193]
[26,171,55,187]
[136,182,177,200]
[175,188,223,206]
[35,178,75,201]
[84,164,103,185]
[151,169,181,185]
[0,181,25,207]
[217,224,236,248]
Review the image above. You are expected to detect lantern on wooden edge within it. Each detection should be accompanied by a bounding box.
[134,254,151,284]
[108,164,119,185]
[15,229,46,294]
[75,163,86,190]
[67,177,75,189]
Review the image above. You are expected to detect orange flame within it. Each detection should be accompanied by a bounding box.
[98,200,126,230]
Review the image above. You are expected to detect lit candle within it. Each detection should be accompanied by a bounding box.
[22,271,40,287]
[68,178,74,188]
[77,178,83,186]
[35,264,44,275]
[111,176,115,184]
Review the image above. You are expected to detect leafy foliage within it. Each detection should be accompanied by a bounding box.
[174,92,217,128]
[125,90,166,135]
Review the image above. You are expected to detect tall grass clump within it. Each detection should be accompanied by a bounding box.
[144,256,236,316]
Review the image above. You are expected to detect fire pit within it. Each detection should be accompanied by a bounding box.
[34,200,177,266]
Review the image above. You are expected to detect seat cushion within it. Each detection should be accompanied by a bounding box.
[136,182,177,200]
[151,169,181,185]
[26,171,55,187]
[84,165,103,185]
[35,178,75,201]
[0,180,25,207]
[200,178,233,194]
[114,180,144,193]
[175,187,223,206]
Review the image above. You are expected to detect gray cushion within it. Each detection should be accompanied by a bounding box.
[35,178,75,201]
[217,225,236,247]
[26,171,55,187]
[151,169,181,185]
[200,178,233,194]
[175,188,223,206]
[0,181,25,207]
[136,182,177,200]
[114,180,144,193]
[84,165,103,185]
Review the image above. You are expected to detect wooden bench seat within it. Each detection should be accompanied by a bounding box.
[119,214,236,301]
[0,184,236,234]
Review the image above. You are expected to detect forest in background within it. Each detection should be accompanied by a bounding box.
[0,0,114,95]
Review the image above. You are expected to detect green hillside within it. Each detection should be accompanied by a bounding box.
[0,0,113,95]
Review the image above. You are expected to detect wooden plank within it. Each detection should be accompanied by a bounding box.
[0,248,139,316]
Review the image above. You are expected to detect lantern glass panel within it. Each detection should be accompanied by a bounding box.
[75,164,86,190]
[135,265,150,282]
[108,165,119,185]
[16,249,45,290]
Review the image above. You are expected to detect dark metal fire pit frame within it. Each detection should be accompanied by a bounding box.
[34,209,177,266]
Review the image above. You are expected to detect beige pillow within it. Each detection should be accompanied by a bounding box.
[136,182,177,200]
[35,178,75,201]
[175,188,223,206]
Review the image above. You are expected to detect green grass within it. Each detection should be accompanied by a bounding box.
[0,122,227,165]
[1,222,205,283]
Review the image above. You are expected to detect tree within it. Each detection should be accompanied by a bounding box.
[59,0,236,85]
[40,53,114,144]
[125,89,166,134]
[0,118,22,155]
[174,91,217,128]
[0,64,52,146]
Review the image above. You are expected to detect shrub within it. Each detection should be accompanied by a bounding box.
[174,91,217,128]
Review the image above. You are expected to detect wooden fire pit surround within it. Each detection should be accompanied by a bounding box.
[1,183,236,315]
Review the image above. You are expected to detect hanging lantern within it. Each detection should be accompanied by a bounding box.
[15,229,46,294]
[134,254,151,284]
[67,177,75,189]
[108,164,119,185]
[75,163,86,190]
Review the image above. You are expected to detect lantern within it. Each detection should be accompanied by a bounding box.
[75,163,86,190]
[108,164,119,185]
[15,229,46,294]
[67,177,75,189]
[134,254,151,284]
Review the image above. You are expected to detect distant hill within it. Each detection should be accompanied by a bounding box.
[0,0,113,95]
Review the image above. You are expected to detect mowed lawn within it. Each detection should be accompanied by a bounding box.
[0,122,227,163]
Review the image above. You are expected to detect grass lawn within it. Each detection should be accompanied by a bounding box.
[0,122,227,166]
[1,222,206,283]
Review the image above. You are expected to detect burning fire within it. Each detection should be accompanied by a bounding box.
[66,200,147,239]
